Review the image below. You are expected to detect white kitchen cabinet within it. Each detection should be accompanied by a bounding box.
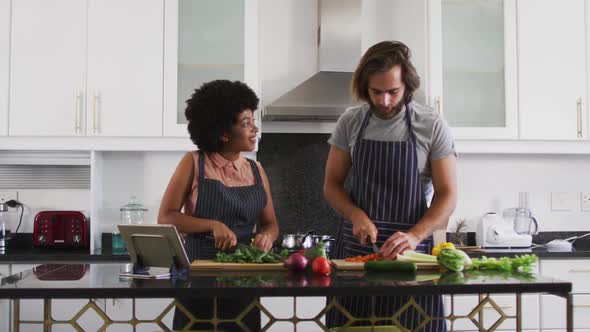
[361,0,428,106]
[163,0,259,137]
[541,294,590,330]
[0,0,9,136]
[429,0,518,140]
[540,259,590,330]
[540,259,590,294]
[0,264,9,332]
[518,0,587,140]
[9,0,164,137]
[9,0,86,136]
[86,0,163,137]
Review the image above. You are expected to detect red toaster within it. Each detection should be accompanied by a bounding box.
[33,211,89,248]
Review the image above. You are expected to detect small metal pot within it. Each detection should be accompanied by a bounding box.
[281,232,313,250]
[310,235,336,253]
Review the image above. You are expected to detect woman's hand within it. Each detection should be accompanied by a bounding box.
[253,232,274,252]
[381,231,421,260]
[351,212,378,245]
[211,222,237,251]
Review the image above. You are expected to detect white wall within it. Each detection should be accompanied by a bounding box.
[259,0,319,105]
[1,189,90,233]
[95,151,184,241]
[452,154,590,232]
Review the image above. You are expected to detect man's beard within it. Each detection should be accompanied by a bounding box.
[371,101,404,119]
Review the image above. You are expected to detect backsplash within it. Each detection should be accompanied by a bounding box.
[257,133,341,237]
[258,134,590,237]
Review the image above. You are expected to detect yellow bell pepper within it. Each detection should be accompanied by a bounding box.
[432,242,456,256]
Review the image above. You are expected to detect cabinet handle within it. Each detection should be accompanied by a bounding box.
[435,96,441,114]
[92,93,99,134]
[569,267,590,272]
[74,93,81,134]
[577,98,583,138]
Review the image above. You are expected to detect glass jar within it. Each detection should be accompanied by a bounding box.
[120,196,148,225]
[112,196,148,253]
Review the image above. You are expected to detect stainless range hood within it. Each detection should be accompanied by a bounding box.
[263,0,363,122]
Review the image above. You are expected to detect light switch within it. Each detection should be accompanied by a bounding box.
[551,192,576,211]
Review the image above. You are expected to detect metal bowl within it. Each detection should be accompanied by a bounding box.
[310,235,335,252]
[281,232,335,252]
[281,232,313,249]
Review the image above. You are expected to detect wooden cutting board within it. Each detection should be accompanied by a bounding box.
[190,260,287,271]
[331,259,440,271]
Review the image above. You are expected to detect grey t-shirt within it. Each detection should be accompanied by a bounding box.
[328,101,456,203]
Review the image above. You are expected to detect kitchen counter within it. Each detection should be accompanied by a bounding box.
[3,247,590,263]
[0,263,574,331]
[0,233,130,263]
[468,247,590,259]
[0,263,572,299]
[2,231,590,263]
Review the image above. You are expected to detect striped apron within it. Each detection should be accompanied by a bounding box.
[327,105,447,332]
[173,150,267,332]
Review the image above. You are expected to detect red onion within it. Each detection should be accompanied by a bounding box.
[284,253,308,272]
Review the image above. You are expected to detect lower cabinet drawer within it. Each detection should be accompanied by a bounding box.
[444,294,539,331]
[541,294,590,329]
[540,259,590,293]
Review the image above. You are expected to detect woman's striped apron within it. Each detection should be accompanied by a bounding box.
[327,105,447,332]
[173,150,267,332]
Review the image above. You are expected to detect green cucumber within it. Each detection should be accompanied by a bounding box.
[364,260,417,273]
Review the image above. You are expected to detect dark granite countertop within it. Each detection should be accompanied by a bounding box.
[0,263,571,299]
[467,247,590,259]
[1,232,589,263]
[0,247,130,263]
[0,233,129,263]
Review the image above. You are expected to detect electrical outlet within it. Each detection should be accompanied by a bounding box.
[582,192,590,212]
[0,191,18,203]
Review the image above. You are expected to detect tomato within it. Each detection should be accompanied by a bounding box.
[311,257,331,275]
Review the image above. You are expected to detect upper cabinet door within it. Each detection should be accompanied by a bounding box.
[429,0,518,139]
[87,0,164,137]
[518,0,586,140]
[0,0,9,136]
[362,0,428,105]
[163,0,258,137]
[9,0,86,136]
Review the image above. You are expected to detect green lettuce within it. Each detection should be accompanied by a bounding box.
[437,249,465,272]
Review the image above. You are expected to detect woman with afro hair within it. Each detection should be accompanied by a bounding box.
[158,80,278,331]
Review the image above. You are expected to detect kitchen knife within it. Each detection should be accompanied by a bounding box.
[371,242,380,254]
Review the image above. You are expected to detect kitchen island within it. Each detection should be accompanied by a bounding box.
[0,263,573,332]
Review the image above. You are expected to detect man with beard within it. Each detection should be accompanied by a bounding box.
[324,41,457,331]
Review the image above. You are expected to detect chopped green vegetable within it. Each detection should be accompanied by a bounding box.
[364,260,417,273]
[437,249,465,272]
[304,242,327,261]
[398,250,438,263]
[214,244,286,263]
[469,254,537,272]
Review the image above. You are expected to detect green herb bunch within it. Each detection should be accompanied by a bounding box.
[214,244,289,263]
[469,254,538,273]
